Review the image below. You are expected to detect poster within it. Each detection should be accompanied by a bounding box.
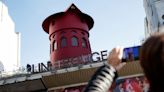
[52,85,86,92]
[112,75,149,92]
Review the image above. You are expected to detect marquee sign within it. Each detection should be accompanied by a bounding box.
[26,45,140,73]
[27,50,108,73]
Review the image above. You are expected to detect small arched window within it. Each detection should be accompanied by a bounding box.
[61,37,67,48]
[53,40,57,51]
[82,38,87,48]
[71,36,78,46]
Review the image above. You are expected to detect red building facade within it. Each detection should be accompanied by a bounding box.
[42,4,94,66]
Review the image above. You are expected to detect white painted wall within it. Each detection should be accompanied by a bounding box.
[144,0,164,38]
[154,1,164,32]
[0,1,20,72]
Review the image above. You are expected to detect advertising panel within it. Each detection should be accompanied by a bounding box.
[112,75,149,92]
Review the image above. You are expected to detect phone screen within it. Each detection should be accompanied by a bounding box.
[122,46,141,62]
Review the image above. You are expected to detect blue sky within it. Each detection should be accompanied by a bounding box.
[3,0,145,67]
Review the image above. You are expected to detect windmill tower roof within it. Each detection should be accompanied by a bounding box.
[42,4,94,33]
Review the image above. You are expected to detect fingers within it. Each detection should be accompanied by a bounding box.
[118,47,123,59]
[108,46,123,59]
[107,46,125,70]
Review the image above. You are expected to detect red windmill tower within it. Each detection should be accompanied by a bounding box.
[42,4,94,67]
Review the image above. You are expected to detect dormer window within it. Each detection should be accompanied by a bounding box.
[53,40,57,51]
[71,36,78,46]
[61,37,67,48]
[82,38,87,48]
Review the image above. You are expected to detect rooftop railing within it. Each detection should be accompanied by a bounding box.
[0,58,106,80]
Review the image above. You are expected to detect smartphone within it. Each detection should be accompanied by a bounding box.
[122,46,141,62]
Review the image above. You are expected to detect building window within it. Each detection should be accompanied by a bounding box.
[162,15,164,20]
[61,37,67,48]
[82,38,87,48]
[71,36,78,46]
[53,40,57,51]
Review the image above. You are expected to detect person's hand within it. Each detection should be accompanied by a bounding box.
[107,47,126,71]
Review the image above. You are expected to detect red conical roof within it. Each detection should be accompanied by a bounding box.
[42,4,94,33]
